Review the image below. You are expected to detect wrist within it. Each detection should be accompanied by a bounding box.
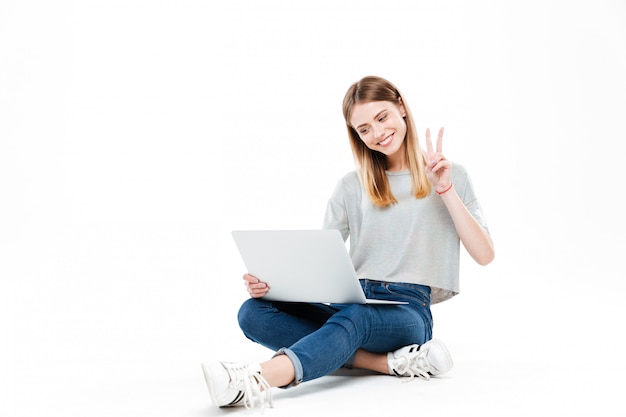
[436,183,454,195]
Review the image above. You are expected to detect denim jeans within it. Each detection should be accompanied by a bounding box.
[237,279,433,387]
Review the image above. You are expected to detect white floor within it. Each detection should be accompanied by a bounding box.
[3,224,625,417]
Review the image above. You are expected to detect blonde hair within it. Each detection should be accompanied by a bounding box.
[342,76,431,207]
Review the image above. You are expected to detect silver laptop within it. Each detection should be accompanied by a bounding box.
[231,229,406,304]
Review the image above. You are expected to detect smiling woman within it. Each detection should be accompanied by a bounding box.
[342,76,431,207]
[350,101,408,166]
[200,75,494,409]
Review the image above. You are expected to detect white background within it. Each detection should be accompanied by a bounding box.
[1,0,625,416]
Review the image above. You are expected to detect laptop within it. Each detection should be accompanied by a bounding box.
[231,229,406,304]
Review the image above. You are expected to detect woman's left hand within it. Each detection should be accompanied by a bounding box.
[425,127,452,193]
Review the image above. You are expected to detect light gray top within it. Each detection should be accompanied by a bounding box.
[323,163,489,304]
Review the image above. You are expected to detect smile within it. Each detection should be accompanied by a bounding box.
[378,133,393,146]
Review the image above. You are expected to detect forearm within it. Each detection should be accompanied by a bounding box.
[439,186,495,265]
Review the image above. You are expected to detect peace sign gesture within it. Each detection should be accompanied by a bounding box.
[425,127,452,193]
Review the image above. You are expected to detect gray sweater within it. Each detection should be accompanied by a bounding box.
[323,163,489,304]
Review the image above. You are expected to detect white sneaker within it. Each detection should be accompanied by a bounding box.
[201,361,273,409]
[388,339,453,381]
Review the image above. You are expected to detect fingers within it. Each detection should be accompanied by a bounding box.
[430,158,451,174]
[423,127,450,188]
[425,128,433,154]
[425,127,444,162]
[436,127,444,153]
[243,273,269,298]
[242,273,258,284]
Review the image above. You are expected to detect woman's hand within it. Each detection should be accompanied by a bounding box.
[243,273,269,298]
[425,127,452,193]
[424,127,495,265]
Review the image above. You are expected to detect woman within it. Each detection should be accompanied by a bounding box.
[202,76,494,409]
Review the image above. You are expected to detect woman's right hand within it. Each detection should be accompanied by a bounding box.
[243,273,270,298]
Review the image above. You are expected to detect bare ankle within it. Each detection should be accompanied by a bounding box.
[260,354,296,387]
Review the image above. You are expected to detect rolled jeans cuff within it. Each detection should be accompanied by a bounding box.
[273,348,303,388]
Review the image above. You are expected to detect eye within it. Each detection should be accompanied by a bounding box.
[359,127,369,135]
[378,114,388,122]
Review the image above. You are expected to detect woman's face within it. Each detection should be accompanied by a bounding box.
[350,100,407,159]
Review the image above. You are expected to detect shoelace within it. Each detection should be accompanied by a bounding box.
[225,364,273,409]
[392,350,433,382]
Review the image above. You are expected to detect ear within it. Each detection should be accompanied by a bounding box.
[398,97,407,117]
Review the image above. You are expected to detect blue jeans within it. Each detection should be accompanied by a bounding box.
[237,279,433,387]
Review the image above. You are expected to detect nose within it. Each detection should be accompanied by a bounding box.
[372,124,385,141]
